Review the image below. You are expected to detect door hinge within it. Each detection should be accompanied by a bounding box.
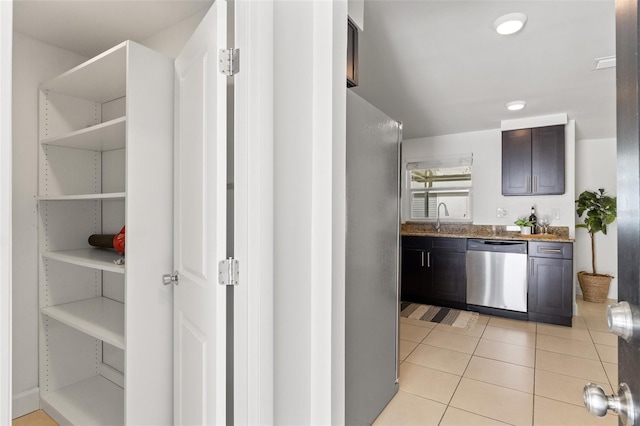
[219,48,239,76]
[218,258,239,286]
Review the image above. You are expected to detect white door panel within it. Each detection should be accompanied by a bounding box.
[178,58,207,282]
[177,313,207,425]
[174,1,227,425]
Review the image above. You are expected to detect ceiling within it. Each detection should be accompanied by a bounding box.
[13,1,616,141]
[13,0,213,58]
[351,1,617,141]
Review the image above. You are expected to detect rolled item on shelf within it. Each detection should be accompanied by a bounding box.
[88,226,125,255]
[88,234,116,249]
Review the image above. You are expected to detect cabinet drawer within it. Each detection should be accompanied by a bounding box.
[428,237,467,252]
[528,241,572,259]
[402,236,429,249]
[402,236,466,252]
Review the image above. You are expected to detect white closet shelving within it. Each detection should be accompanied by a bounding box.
[41,376,124,426]
[38,40,174,425]
[38,193,126,201]
[41,297,125,350]
[40,116,126,151]
[42,249,125,273]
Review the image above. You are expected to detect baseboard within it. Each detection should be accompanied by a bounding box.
[12,387,39,419]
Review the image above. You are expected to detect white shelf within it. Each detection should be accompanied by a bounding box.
[42,248,125,274]
[41,297,125,350]
[41,116,126,151]
[41,375,124,426]
[38,192,126,201]
[41,42,127,103]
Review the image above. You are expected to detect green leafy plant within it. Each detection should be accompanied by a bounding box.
[514,217,533,227]
[576,188,617,274]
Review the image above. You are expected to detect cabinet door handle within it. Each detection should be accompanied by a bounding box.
[530,258,534,276]
[534,176,538,193]
[527,176,531,193]
[421,251,425,267]
[539,248,562,254]
[427,252,431,268]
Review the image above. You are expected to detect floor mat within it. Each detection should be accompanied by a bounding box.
[400,302,479,329]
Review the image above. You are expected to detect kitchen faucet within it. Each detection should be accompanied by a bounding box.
[436,202,449,232]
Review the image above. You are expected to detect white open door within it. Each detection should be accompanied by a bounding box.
[0,2,11,424]
[173,1,228,424]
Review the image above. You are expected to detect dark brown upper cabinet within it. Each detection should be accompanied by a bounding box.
[502,125,565,195]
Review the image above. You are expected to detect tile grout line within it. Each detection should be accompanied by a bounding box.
[398,322,436,364]
[532,325,538,426]
[438,321,497,424]
[435,319,489,426]
[587,311,619,392]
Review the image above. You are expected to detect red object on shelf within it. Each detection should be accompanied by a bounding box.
[113,226,125,254]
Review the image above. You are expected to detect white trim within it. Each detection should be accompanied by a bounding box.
[234,0,274,424]
[311,1,334,422]
[501,113,568,131]
[331,1,347,424]
[0,2,12,424]
[12,388,39,419]
[271,1,346,422]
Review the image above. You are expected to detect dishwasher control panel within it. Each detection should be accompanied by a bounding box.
[467,239,528,254]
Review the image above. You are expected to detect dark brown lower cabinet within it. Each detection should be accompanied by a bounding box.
[400,247,427,303]
[528,241,574,326]
[428,250,466,306]
[401,236,466,310]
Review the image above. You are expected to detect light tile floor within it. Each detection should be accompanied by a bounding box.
[375,296,619,426]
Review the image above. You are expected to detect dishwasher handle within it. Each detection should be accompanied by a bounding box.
[467,239,528,254]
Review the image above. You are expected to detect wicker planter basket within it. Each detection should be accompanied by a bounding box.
[578,271,613,303]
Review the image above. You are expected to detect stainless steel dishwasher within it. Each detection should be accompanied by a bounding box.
[466,239,528,312]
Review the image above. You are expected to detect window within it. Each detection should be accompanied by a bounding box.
[406,154,473,221]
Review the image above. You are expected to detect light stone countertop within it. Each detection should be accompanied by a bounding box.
[401,223,574,243]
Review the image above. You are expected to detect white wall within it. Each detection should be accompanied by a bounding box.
[1,2,13,424]
[348,0,364,30]
[575,138,618,299]
[273,0,347,423]
[141,9,208,59]
[402,121,577,236]
[11,32,87,417]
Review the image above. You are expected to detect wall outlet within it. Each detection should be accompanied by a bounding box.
[496,207,509,218]
[553,209,561,220]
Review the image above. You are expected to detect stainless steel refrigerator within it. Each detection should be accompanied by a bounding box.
[346,91,401,424]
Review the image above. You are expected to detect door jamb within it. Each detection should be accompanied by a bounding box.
[0,1,13,424]
[233,1,275,424]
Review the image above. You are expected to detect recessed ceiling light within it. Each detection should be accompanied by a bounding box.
[493,13,528,35]
[506,100,526,111]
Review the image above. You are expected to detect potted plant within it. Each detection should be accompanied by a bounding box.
[576,188,617,302]
[514,218,534,234]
